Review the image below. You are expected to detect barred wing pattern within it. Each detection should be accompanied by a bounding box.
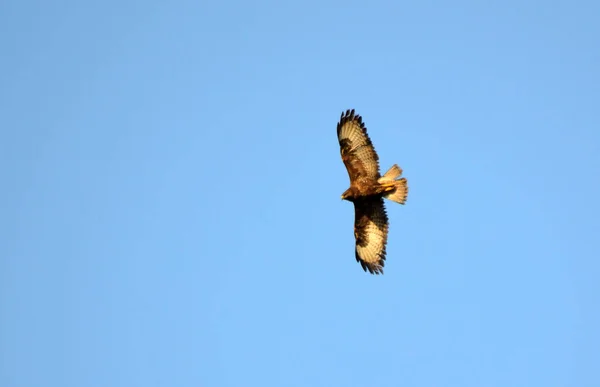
[354,197,389,275]
[337,109,381,182]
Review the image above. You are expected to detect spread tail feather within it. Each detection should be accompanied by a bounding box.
[378,164,408,204]
[379,164,403,181]
[384,178,408,204]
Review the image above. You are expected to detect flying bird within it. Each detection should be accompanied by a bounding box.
[337,109,408,275]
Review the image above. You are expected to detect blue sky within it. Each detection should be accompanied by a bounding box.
[1,0,599,386]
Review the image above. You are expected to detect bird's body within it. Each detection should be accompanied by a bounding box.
[341,177,396,201]
[337,109,408,275]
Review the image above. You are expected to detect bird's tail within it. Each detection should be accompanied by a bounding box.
[378,164,408,204]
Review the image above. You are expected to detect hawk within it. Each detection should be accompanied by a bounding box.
[338,109,408,275]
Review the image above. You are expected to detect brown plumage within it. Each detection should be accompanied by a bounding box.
[337,109,408,275]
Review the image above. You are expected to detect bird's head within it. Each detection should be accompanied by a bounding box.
[341,188,353,202]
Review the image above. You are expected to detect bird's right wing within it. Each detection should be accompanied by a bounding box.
[353,197,389,275]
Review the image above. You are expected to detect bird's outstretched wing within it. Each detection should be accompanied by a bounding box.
[353,197,389,275]
[337,109,381,183]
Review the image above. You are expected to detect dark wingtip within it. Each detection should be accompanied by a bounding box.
[357,253,386,275]
[337,109,366,133]
[364,262,384,275]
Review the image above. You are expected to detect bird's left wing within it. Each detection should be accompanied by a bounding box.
[337,109,381,182]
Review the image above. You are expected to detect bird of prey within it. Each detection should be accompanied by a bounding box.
[338,109,408,274]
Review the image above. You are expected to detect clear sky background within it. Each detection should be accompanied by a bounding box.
[1,1,599,386]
